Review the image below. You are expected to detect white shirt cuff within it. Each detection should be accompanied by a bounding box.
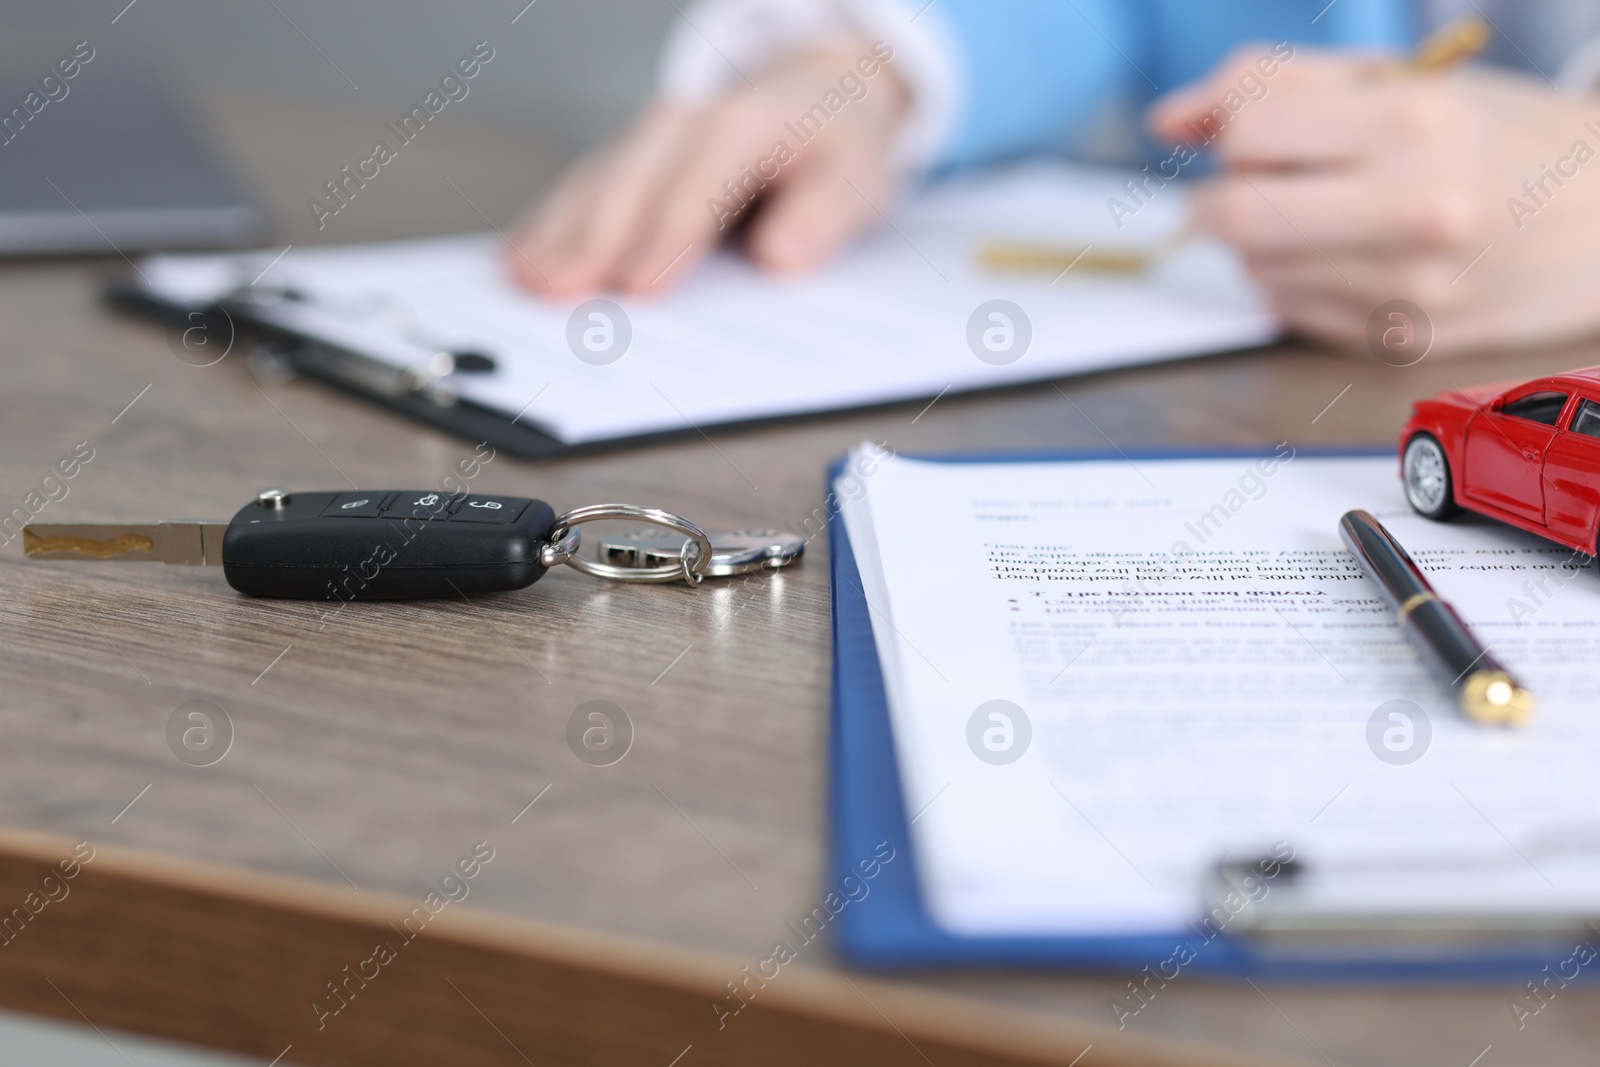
[655,0,965,173]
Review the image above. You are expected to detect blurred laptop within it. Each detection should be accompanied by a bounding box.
[0,68,266,255]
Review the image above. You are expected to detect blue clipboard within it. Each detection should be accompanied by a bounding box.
[825,448,1588,980]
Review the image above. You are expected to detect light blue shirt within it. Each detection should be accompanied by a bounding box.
[932,0,1418,170]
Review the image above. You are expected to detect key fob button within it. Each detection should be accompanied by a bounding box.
[385,491,453,520]
[448,496,528,523]
[320,492,392,518]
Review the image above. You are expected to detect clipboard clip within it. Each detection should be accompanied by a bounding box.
[220,285,496,408]
[1206,849,1600,950]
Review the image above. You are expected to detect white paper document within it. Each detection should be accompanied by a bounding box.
[137,164,1275,445]
[839,448,1600,936]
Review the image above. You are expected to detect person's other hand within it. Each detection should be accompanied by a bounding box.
[506,37,908,296]
[1150,49,1600,354]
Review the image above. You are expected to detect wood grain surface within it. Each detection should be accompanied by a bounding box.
[0,90,1596,1067]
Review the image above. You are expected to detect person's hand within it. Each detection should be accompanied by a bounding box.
[1150,49,1600,354]
[506,37,908,296]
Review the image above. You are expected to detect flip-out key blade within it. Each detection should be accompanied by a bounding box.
[22,521,228,565]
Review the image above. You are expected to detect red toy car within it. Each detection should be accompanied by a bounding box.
[1400,369,1600,555]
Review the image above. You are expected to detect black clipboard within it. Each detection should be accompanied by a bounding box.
[108,276,1276,461]
[107,280,588,459]
[109,278,996,461]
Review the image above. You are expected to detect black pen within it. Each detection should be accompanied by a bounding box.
[1339,509,1534,726]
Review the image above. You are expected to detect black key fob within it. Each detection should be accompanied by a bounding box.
[222,490,556,600]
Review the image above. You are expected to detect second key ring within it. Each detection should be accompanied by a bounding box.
[543,504,712,585]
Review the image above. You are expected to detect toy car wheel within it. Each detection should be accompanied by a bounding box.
[1403,434,1458,520]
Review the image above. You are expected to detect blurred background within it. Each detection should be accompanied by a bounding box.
[0,0,681,246]
[4,0,672,145]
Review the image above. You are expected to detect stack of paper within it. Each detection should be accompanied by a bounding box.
[838,446,1600,936]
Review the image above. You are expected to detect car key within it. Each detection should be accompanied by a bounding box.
[22,488,802,600]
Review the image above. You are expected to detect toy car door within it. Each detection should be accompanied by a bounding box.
[1542,396,1600,551]
[1462,388,1570,524]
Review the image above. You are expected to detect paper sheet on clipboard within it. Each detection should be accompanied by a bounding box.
[136,163,1276,446]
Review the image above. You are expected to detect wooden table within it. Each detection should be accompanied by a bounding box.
[0,90,1596,1067]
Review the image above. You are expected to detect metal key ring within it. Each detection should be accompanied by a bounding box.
[544,504,712,585]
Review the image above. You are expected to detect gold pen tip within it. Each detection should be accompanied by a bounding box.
[1460,670,1535,726]
[1408,15,1491,71]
